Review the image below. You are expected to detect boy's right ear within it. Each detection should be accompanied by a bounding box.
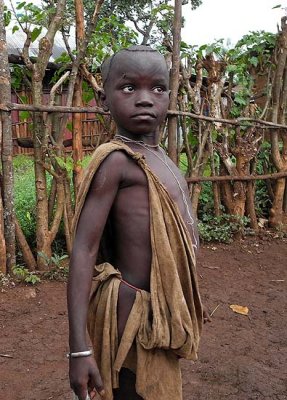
[99,89,109,112]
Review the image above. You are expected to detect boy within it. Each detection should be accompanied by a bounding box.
[68,45,204,400]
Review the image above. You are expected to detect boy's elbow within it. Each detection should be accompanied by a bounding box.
[70,242,99,269]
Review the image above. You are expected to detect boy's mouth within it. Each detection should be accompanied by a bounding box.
[131,112,156,119]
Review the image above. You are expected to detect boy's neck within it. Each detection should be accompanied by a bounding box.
[115,131,160,147]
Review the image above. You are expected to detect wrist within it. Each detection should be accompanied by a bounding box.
[67,349,93,359]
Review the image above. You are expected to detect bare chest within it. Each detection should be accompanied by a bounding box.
[117,146,188,213]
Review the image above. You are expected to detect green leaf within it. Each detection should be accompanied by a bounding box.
[16,1,26,10]
[82,86,94,104]
[226,64,238,73]
[234,94,248,106]
[19,111,31,121]
[4,10,12,26]
[97,114,105,125]
[31,27,42,43]
[272,4,281,9]
[203,164,211,177]
[12,25,20,34]
[250,56,259,67]
[66,122,73,132]
[188,132,198,147]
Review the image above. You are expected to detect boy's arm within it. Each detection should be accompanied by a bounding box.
[67,152,125,400]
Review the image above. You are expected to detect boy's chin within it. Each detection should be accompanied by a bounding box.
[131,122,162,134]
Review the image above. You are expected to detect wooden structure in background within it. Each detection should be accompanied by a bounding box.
[12,117,109,155]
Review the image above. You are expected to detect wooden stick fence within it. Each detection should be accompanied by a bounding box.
[186,171,287,183]
[1,102,287,130]
[1,102,287,182]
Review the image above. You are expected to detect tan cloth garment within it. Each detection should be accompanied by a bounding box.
[72,141,203,400]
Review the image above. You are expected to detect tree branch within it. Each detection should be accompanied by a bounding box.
[49,71,70,106]
[186,170,287,183]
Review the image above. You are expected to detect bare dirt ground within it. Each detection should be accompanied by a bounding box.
[0,235,286,400]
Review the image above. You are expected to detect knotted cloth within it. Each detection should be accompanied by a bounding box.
[72,141,203,400]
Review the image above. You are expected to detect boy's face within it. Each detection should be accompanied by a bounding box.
[103,52,170,138]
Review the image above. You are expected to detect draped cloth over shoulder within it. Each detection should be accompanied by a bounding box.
[72,141,203,400]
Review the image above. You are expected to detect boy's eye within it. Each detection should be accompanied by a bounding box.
[153,87,165,93]
[122,85,134,93]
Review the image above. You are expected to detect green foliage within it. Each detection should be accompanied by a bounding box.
[235,31,277,65]
[82,80,94,105]
[255,181,272,218]
[12,265,41,285]
[13,155,92,254]
[39,252,69,280]
[198,182,215,218]
[3,5,12,27]
[198,39,227,59]
[226,31,277,117]
[149,3,174,44]
[38,251,68,268]
[14,155,37,246]
[10,65,32,91]
[254,141,273,217]
[13,1,48,27]
[43,263,69,281]
[179,153,188,174]
[180,40,198,62]
[198,214,250,243]
[14,155,56,251]
[87,15,138,71]
[54,155,75,174]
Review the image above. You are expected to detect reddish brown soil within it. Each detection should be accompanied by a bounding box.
[0,236,286,400]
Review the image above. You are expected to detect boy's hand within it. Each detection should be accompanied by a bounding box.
[69,356,105,400]
[203,305,212,324]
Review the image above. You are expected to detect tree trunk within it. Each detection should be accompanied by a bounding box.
[48,178,57,222]
[190,151,209,213]
[246,181,259,232]
[0,1,16,272]
[73,0,84,195]
[208,134,221,216]
[269,17,287,226]
[0,117,6,273]
[15,217,37,271]
[29,0,67,269]
[72,75,83,196]
[269,178,286,227]
[0,173,6,273]
[167,0,182,164]
[33,111,52,269]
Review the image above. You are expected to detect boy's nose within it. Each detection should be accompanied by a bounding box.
[135,91,153,107]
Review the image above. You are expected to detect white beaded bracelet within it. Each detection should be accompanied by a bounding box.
[67,349,93,359]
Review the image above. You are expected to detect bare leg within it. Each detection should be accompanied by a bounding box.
[115,282,143,399]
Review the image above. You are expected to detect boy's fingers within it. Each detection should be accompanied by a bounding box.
[89,389,97,399]
[74,388,89,400]
[90,371,105,397]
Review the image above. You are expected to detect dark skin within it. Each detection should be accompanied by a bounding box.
[68,51,210,400]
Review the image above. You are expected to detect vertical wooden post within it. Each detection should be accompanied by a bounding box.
[0,118,7,273]
[167,0,182,164]
[0,0,16,272]
[73,0,84,195]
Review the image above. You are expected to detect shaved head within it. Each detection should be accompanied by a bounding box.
[101,45,168,88]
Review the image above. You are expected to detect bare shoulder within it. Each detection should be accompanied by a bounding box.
[89,149,131,191]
